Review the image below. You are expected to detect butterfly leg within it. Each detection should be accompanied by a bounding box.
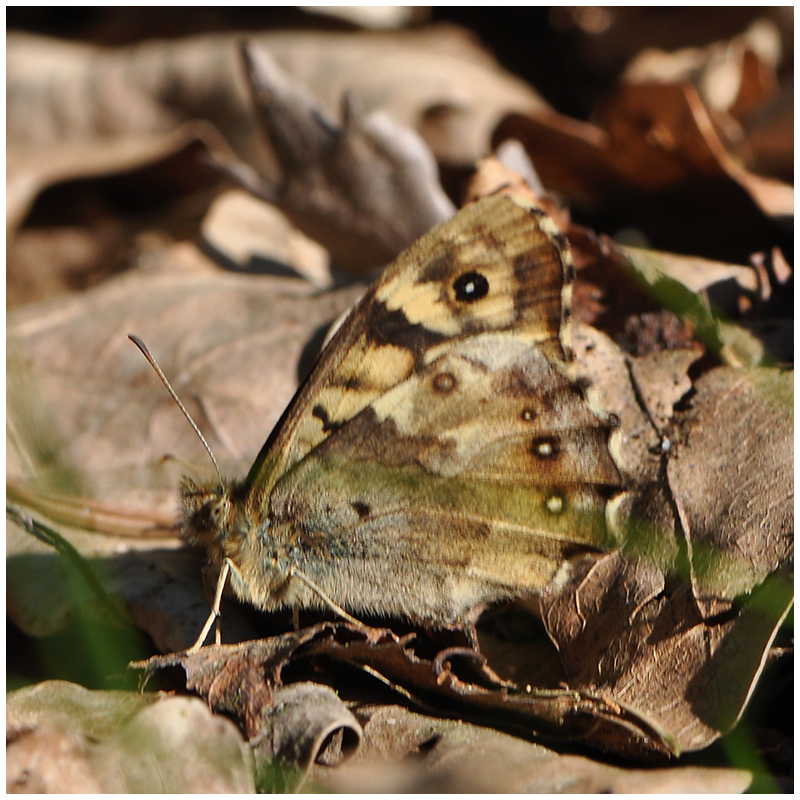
[186,558,237,654]
[289,565,371,632]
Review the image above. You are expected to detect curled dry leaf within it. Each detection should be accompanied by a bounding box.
[7,120,233,239]
[621,18,785,167]
[7,121,236,307]
[256,682,362,772]
[201,190,332,288]
[226,40,455,272]
[8,27,546,167]
[541,553,791,755]
[136,621,677,760]
[496,80,792,213]
[136,645,364,784]
[6,681,254,793]
[493,79,792,263]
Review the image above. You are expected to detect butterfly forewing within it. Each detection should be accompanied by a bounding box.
[245,195,572,498]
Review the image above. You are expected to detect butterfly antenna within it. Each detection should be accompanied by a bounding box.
[128,334,223,485]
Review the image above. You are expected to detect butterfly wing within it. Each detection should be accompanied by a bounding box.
[245,195,573,504]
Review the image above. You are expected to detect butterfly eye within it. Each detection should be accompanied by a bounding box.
[209,498,230,526]
[453,271,489,303]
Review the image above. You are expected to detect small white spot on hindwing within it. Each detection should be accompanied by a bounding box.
[545,494,565,515]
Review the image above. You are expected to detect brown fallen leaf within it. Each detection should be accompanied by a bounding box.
[7,122,236,307]
[8,26,545,290]
[220,40,455,273]
[323,705,753,793]
[493,81,792,267]
[201,190,332,288]
[6,681,254,793]
[136,621,678,760]
[6,26,548,171]
[621,19,782,122]
[571,323,699,484]
[257,682,362,772]
[541,551,791,754]
[541,364,792,754]
[8,259,364,515]
[667,367,793,612]
[7,255,363,643]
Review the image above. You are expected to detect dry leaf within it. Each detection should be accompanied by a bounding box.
[137,622,676,760]
[7,27,544,260]
[6,25,546,171]
[8,263,364,515]
[540,364,792,754]
[256,682,362,772]
[496,80,792,216]
[201,190,331,288]
[667,367,793,610]
[222,40,455,272]
[622,19,782,121]
[324,705,752,793]
[541,552,791,754]
[7,259,363,643]
[7,681,254,793]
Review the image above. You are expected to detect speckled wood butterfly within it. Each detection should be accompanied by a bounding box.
[162,194,623,647]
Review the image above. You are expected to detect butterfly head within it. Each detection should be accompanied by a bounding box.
[180,476,239,563]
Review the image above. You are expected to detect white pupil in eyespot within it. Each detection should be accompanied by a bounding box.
[546,495,564,514]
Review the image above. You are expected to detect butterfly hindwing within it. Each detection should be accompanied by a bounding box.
[266,334,621,624]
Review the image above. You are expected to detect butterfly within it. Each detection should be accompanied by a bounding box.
[176,193,622,647]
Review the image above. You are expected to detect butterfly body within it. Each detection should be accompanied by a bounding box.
[182,195,622,631]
